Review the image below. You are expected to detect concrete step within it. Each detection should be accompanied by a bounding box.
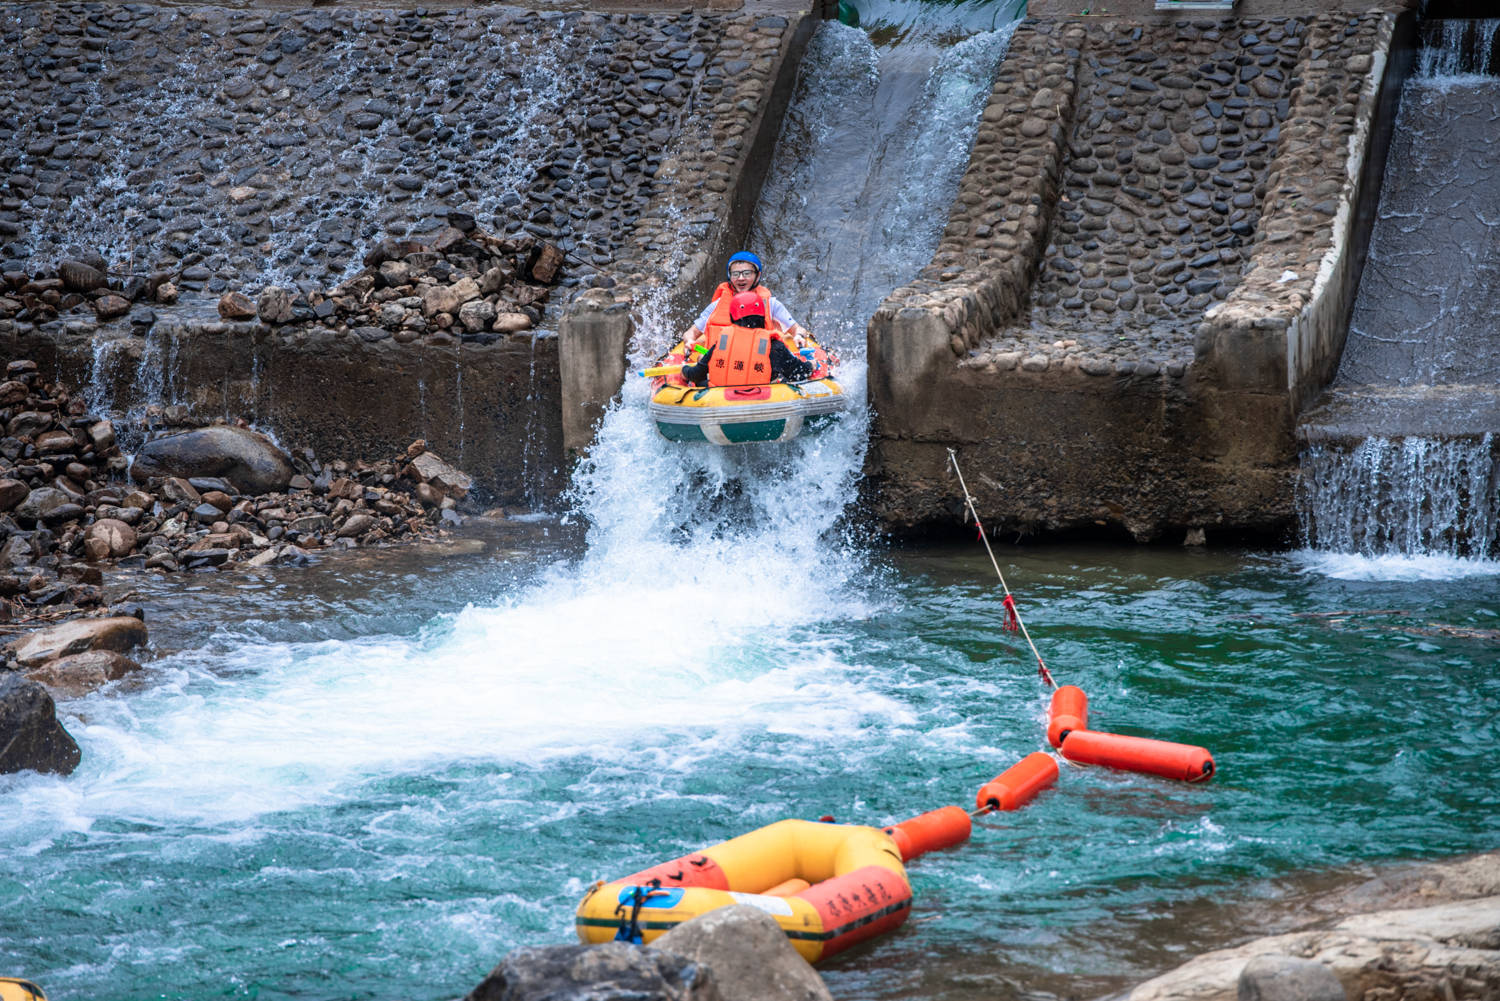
[1299,384,1500,444]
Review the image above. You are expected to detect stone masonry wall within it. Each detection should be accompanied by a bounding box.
[0,4,730,290]
[0,3,811,499]
[867,12,1396,539]
[559,10,813,455]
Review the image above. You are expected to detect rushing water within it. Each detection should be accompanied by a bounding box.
[1299,20,1500,559]
[6,7,1500,1001]
[3,537,1498,1001]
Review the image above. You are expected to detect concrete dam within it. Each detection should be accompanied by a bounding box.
[6,0,1491,550]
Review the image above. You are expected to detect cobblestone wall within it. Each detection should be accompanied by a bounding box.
[0,2,810,494]
[0,4,791,295]
[866,11,1399,539]
[873,12,1390,382]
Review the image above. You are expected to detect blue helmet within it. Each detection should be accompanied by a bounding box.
[726,251,762,282]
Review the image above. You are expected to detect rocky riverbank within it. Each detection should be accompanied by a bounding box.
[457,852,1500,1001]
[1124,851,1500,1001]
[1,356,475,612]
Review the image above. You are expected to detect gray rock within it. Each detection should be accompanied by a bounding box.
[0,535,32,568]
[464,942,721,1001]
[9,615,149,668]
[292,513,332,534]
[407,451,472,499]
[258,286,294,323]
[131,426,295,495]
[336,512,375,538]
[421,276,481,318]
[59,260,109,293]
[94,294,131,321]
[14,486,72,525]
[0,672,81,776]
[1238,957,1345,1001]
[653,905,833,1001]
[88,420,116,453]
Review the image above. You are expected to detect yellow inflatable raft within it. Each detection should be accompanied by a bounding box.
[576,819,911,963]
[644,339,846,445]
[0,979,46,1001]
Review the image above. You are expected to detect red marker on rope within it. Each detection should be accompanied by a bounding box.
[948,449,1055,689]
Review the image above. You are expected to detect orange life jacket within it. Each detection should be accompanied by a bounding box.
[704,283,781,388]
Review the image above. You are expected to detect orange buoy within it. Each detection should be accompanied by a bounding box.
[1059,729,1215,782]
[1047,685,1089,748]
[882,805,972,861]
[974,751,1059,812]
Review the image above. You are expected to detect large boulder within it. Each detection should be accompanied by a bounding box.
[9,615,148,668]
[26,650,143,698]
[14,486,73,526]
[652,905,833,1001]
[130,425,294,495]
[0,672,81,775]
[1123,896,1500,1001]
[464,943,721,1001]
[1237,956,1345,1001]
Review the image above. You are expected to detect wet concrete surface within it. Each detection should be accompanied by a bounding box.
[1336,80,1500,390]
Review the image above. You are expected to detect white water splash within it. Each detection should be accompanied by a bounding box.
[1418,18,1500,79]
[1288,548,1500,582]
[3,14,1015,848]
[1298,435,1500,559]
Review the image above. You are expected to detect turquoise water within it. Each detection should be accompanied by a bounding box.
[3,530,1497,1001]
[7,6,1499,999]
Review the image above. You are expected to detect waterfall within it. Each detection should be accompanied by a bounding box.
[570,15,1016,563]
[1298,436,1500,558]
[1298,16,1500,561]
[1417,18,1500,78]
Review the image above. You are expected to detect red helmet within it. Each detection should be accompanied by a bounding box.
[728,291,766,327]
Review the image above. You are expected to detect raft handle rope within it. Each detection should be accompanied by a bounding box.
[613,881,669,945]
[948,449,1056,690]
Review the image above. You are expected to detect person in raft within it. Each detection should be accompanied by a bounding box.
[681,251,810,354]
[679,251,815,387]
[680,290,815,387]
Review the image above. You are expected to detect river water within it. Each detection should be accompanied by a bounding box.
[4,7,1500,1001]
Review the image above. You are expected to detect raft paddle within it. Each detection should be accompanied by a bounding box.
[638,365,683,378]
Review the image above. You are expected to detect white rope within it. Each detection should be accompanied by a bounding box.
[947,449,1056,690]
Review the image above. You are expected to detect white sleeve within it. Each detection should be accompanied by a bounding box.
[694,297,719,331]
[768,297,798,331]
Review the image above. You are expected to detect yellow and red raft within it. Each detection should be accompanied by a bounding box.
[575,818,911,963]
[644,337,846,445]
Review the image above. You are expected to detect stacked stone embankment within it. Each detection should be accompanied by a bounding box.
[557,9,813,453]
[0,3,808,497]
[868,12,1393,540]
[0,352,474,618]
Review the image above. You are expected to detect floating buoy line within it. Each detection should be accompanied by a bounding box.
[572,451,1216,961]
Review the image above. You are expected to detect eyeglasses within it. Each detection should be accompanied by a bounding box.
[728,269,758,279]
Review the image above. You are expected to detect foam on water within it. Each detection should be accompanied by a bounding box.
[1288,548,1500,582]
[0,17,1056,999]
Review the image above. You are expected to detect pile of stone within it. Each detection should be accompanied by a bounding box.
[217,214,568,345]
[0,357,476,624]
[0,253,179,328]
[124,431,472,574]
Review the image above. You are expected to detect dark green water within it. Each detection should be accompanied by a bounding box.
[2,526,1496,1001]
